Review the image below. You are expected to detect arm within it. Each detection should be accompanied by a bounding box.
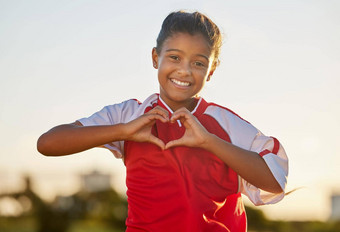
[201,134,282,193]
[37,106,169,156]
[165,107,283,194]
[37,122,126,156]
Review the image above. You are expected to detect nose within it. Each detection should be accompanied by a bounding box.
[176,61,191,76]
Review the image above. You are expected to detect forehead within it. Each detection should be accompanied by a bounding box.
[161,32,213,58]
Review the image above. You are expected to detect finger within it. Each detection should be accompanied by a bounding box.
[171,107,190,117]
[143,113,169,124]
[170,111,189,123]
[170,112,195,126]
[146,106,169,121]
[165,139,184,150]
[149,135,165,150]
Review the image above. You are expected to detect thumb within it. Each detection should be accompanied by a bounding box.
[165,139,183,150]
[149,135,165,150]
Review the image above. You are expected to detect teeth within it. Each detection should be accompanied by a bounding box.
[171,79,190,86]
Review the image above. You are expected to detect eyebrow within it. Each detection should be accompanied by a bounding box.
[165,49,210,62]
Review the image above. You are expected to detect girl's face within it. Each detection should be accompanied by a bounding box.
[152,32,216,112]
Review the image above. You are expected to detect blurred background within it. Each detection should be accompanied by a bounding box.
[0,0,339,231]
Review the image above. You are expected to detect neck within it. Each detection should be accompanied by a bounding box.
[159,96,199,113]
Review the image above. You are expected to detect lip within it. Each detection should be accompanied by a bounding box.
[170,78,191,89]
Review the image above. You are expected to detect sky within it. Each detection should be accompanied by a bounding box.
[0,0,339,221]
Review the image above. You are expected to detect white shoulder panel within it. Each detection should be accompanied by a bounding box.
[77,94,159,158]
[204,105,258,150]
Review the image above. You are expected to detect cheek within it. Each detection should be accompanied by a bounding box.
[193,69,209,79]
[158,61,175,74]
[157,67,168,84]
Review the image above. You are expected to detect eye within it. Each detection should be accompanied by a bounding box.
[169,55,180,61]
[194,61,205,67]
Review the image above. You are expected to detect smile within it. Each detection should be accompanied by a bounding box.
[171,79,190,87]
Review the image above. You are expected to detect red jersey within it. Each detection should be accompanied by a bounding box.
[79,94,288,232]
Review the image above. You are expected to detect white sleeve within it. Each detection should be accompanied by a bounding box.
[77,99,140,158]
[240,133,288,205]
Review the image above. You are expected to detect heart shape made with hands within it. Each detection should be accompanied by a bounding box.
[129,106,210,151]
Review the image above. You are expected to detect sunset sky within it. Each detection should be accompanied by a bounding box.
[0,0,339,221]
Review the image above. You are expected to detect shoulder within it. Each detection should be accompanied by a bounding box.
[202,101,259,149]
[104,94,158,113]
[79,94,159,126]
[204,102,250,124]
[100,98,140,120]
[106,94,160,121]
[202,101,252,129]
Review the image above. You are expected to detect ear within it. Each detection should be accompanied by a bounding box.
[152,47,158,69]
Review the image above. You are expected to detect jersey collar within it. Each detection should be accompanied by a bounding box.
[157,95,208,117]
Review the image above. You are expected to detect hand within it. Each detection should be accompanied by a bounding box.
[165,107,211,149]
[124,106,169,150]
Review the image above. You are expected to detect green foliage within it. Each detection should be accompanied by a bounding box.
[79,190,127,230]
[0,176,127,232]
[68,220,124,232]
[245,205,340,232]
[0,216,36,232]
[2,176,340,232]
[245,205,271,230]
[0,217,125,232]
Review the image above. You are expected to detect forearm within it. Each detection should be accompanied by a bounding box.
[202,134,282,193]
[37,123,126,156]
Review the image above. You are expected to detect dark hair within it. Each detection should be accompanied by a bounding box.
[156,11,222,63]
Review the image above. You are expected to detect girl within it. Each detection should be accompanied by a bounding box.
[38,11,288,232]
